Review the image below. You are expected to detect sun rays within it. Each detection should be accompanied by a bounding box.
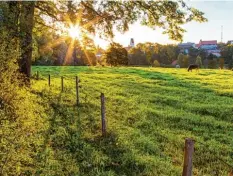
[68,25,82,39]
[39,6,104,68]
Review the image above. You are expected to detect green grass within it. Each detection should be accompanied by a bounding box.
[31,66,233,176]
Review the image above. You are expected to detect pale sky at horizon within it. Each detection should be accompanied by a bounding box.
[94,1,233,49]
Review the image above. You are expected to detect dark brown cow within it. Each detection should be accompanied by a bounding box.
[188,64,199,72]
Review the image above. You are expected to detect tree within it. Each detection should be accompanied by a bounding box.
[220,44,233,69]
[217,42,226,51]
[153,60,160,67]
[95,47,106,66]
[158,45,179,64]
[1,1,207,80]
[207,53,214,60]
[177,53,189,68]
[218,58,224,69]
[195,55,202,68]
[207,53,217,69]
[128,43,179,66]
[203,59,208,68]
[104,42,128,66]
[135,42,160,65]
[128,46,149,65]
[79,34,97,66]
[19,2,35,81]
[188,47,199,57]
[183,54,189,68]
[177,53,184,67]
[208,59,217,69]
[52,41,68,65]
[231,55,233,69]
[188,47,199,64]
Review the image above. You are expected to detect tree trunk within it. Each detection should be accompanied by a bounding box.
[7,2,20,39]
[19,2,35,81]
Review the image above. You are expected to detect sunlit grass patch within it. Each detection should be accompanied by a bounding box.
[31,66,233,176]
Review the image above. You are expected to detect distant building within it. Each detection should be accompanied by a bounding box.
[96,51,102,58]
[125,38,135,51]
[196,40,221,57]
[95,46,104,59]
[196,40,217,49]
[178,42,196,54]
[227,40,233,45]
[178,42,196,49]
[130,38,135,47]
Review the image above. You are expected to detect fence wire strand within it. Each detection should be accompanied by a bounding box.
[193,139,233,170]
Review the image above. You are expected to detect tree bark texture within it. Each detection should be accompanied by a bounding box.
[19,2,35,81]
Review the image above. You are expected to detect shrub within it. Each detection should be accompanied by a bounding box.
[0,31,46,175]
[177,53,184,67]
[183,55,189,68]
[195,55,202,68]
[228,56,233,69]
[153,60,160,67]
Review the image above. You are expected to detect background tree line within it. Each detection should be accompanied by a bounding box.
[31,38,233,69]
[100,42,233,69]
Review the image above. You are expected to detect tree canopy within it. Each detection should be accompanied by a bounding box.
[104,42,128,66]
[0,0,207,80]
[220,44,233,68]
[34,1,207,40]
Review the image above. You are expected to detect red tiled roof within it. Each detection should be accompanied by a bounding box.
[124,46,132,51]
[196,40,217,48]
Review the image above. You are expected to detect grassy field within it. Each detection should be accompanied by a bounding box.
[31,66,233,176]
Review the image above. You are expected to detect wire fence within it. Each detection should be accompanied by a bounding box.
[192,139,233,176]
[32,72,233,176]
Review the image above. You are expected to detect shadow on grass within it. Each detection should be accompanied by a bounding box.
[111,69,233,121]
[34,68,232,175]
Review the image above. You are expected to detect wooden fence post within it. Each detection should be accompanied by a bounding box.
[182,138,194,176]
[36,71,39,80]
[100,93,106,136]
[48,74,50,86]
[76,76,79,105]
[61,76,64,92]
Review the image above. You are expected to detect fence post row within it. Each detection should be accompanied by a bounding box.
[182,138,194,176]
[76,76,79,105]
[31,73,232,175]
[100,93,106,136]
[48,74,50,86]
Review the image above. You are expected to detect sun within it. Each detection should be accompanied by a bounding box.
[68,25,81,39]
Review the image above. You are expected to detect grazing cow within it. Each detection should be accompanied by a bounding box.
[188,64,199,72]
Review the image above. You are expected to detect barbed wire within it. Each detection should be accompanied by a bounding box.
[193,139,233,170]
[33,73,233,171]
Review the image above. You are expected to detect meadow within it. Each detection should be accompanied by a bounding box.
[31,66,233,176]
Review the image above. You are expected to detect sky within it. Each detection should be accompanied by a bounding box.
[94,1,233,49]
